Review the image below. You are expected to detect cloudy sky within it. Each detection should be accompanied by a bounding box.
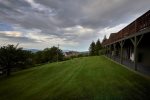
[0,0,150,51]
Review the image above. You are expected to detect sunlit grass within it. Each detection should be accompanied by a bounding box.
[0,56,149,100]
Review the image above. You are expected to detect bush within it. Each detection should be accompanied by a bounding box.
[99,49,106,55]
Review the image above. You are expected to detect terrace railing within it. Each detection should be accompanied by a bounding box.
[104,10,150,45]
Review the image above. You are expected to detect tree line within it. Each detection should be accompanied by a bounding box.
[89,39,103,56]
[0,39,104,76]
[0,44,64,76]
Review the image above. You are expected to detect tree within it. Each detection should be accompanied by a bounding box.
[48,46,64,62]
[34,46,64,63]
[42,47,64,63]
[34,51,44,64]
[102,35,107,44]
[103,35,107,41]
[22,50,34,68]
[0,45,31,76]
[89,41,96,56]
[95,39,102,55]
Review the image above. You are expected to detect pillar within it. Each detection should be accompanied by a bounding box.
[130,35,143,71]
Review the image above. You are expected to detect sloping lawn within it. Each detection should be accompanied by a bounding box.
[0,56,150,100]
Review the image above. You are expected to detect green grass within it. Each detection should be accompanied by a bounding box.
[0,56,150,100]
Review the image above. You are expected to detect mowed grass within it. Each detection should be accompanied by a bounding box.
[0,56,150,100]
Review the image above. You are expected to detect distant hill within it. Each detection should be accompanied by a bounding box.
[24,49,41,53]
[62,50,89,57]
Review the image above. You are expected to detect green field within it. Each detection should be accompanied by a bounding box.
[0,56,150,100]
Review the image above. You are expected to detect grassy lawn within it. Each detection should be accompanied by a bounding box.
[0,56,150,100]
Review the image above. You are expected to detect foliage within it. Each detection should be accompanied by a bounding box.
[33,46,64,64]
[89,39,103,56]
[0,44,64,76]
[99,49,106,55]
[44,46,64,62]
[89,41,96,56]
[33,51,44,64]
[0,45,32,76]
[95,39,102,55]
[103,35,107,41]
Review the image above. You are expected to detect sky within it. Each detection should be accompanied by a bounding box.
[0,0,150,51]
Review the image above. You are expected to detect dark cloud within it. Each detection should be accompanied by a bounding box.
[0,0,150,50]
[35,0,150,28]
[1,0,150,31]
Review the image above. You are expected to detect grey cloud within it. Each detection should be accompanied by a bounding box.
[0,0,58,34]
[1,0,150,32]
[0,32,38,43]
[35,0,150,29]
[0,0,150,50]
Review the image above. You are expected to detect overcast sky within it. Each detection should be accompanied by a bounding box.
[0,0,150,51]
